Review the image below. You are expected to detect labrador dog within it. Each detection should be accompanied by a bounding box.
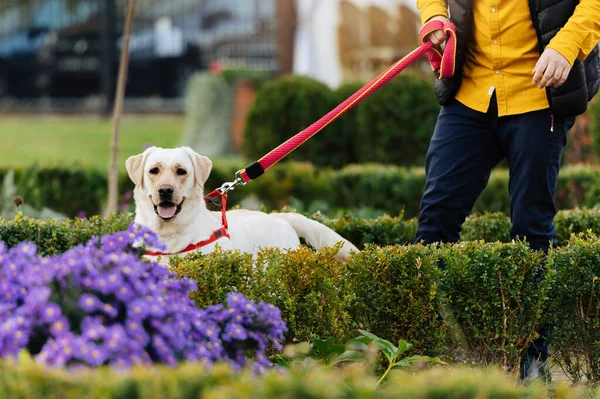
[126,146,359,265]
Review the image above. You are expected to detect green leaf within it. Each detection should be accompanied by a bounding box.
[348,336,372,345]
[373,338,398,363]
[329,350,365,366]
[396,339,413,356]
[393,355,446,369]
[357,329,381,343]
[357,330,398,362]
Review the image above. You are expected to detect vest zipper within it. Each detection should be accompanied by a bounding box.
[528,0,555,131]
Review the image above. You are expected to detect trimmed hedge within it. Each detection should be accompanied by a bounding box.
[4,162,600,219]
[0,358,583,398]
[171,245,356,346]
[438,241,551,368]
[346,244,444,355]
[169,236,600,379]
[6,212,600,377]
[548,233,600,383]
[3,207,600,257]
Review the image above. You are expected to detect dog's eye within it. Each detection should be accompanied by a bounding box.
[149,167,159,175]
[176,168,187,176]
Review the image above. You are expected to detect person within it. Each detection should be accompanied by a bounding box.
[414,0,600,382]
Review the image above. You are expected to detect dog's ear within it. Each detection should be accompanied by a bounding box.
[182,147,212,188]
[126,147,154,186]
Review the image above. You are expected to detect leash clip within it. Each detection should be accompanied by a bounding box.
[218,170,247,194]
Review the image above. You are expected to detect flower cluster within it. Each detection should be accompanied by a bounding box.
[205,293,287,373]
[0,223,287,371]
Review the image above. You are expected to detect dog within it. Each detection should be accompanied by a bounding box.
[126,146,359,266]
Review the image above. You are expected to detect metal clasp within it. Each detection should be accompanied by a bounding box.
[217,170,247,194]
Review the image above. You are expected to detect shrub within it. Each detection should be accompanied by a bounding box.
[242,75,350,168]
[308,211,417,248]
[3,162,600,219]
[324,164,426,218]
[548,232,600,383]
[437,241,552,369]
[6,207,600,258]
[345,244,444,354]
[171,245,355,345]
[589,98,600,163]
[328,80,367,165]
[554,207,600,246]
[0,224,286,371]
[0,359,578,399]
[353,73,440,167]
[0,213,133,256]
[460,212,511,243]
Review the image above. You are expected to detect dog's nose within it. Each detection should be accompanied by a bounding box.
[158,184,174,199]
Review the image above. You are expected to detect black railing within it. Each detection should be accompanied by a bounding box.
[0,0,278,112]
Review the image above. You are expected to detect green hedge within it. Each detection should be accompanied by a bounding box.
[0,358,584,398]
[548,233,600,383]
[6,212,600,378]
[4,162,599,219]
[169,235,600,378]
[171,245,355,347]
[346,244,444,355]
[438,241,551,368]
[3,207,600,257]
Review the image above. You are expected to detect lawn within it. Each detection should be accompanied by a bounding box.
[0,114,184,171]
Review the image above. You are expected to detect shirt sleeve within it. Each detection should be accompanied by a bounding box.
[546,0,600,65]
[416,0,448,26]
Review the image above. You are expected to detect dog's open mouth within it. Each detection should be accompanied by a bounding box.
[154,200,184,221]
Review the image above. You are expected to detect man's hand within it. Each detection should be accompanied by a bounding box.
[423,15,450,47]
[532,48,572,89]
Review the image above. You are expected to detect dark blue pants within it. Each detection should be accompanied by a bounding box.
[414,93,574,361]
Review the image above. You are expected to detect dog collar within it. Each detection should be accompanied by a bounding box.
[144,191,230,257]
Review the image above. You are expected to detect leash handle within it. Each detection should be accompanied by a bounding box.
[418,19,457,79]
[231,19,457,184]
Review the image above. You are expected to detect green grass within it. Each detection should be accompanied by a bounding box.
[0,115,184,171]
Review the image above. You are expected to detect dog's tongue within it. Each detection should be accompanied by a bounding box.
[157,204,176,219]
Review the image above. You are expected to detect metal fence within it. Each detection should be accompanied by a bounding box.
[0,0,278,113]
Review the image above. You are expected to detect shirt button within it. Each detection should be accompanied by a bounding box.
[491,7,496,12]
[495,70,500,74]
[493,40,498,44]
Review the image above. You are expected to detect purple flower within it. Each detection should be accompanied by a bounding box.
[50,317,70,336]
[41,303,62,324]
[0,223,287,372]
[224,323,248,341]
[79,294,101,312]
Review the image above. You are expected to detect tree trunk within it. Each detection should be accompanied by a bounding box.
[106,0,136,215]
[276,0,297,75]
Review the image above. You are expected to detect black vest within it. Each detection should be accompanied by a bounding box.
[435,0,600,118]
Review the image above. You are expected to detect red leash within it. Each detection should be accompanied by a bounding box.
[228,19,457,186]
[145,20,456,257]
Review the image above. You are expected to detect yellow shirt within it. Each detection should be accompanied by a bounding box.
[416,0,600,116]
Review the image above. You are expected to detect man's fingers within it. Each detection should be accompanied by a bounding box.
[428,30,447,46]
[532,59,547,85]
[555,68,570,88]
[539,64,556,88]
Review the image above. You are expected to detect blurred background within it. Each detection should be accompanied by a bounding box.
[0,0,598,221]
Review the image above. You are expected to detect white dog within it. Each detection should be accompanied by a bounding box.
[126,146,359,265]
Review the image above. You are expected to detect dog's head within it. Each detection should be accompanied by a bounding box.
[125,146,212,223]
